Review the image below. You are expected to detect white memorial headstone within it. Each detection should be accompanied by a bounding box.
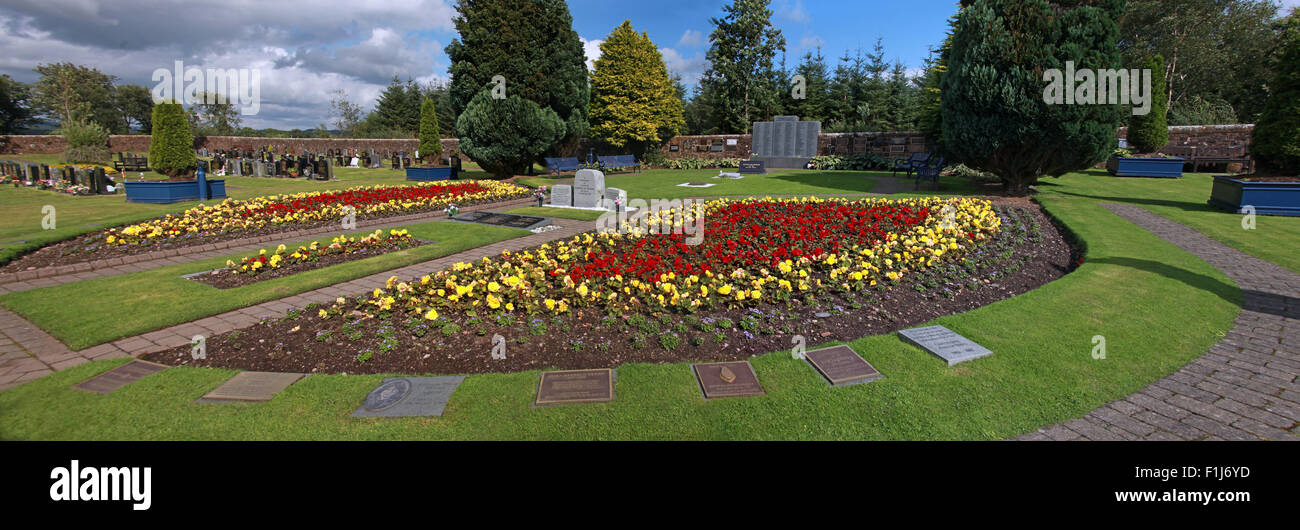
[572,169,606,208]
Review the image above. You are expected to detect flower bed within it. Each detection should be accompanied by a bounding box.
[1,180,529,272]
[187,229,425,289]
[146,199,1077,374]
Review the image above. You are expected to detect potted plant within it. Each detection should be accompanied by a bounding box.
[534,186,547,207]
[444,203,459,219]
[1107,148,1186,178]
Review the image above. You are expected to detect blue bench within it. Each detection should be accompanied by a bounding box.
[892,153,931,178]
[599,154,640,174]
[914,156,945,190]
[544,157,582,177]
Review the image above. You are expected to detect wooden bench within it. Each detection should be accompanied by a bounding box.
[544,157,582,177]
[113,153,148,172]
[1161,146,1254,174]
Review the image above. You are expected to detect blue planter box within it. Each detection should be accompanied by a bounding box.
[406,167,454,181]
[124,179,227,204]
[1208,176,1300,217]
[1107,157,1185,178]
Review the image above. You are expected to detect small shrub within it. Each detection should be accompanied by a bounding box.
[58,119,109,163]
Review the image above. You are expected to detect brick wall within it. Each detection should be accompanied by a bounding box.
[0,135,460,157]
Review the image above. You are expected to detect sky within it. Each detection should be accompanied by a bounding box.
[0,0,1295,130]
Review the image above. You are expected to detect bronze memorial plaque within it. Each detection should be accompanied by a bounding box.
[535,369,615,406]
[692,361,765,399]
[805,345,882,386]
[73,360,169,394]
[200,371,305,402]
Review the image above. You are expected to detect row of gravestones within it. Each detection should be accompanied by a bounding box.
[0,161,117,194]
[217,156,334,180]
[70,325,990,419]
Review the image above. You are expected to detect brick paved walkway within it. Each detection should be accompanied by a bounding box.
[0,220,592,391]
[1018,203,1300,441]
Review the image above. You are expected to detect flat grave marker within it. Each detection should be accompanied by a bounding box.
[535,369,615,406]
[898,325,992,366]
[453,211,551,230]
[351,376,465,418]
[199,371,305,402]
[692,361,766,399]
[73,360,169,394]
[804,345,882,386]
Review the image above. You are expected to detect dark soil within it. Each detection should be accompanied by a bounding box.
[145,199,1080,375]
[0,195,516,273]
[1238,176,1300,183]
[186,238,431,289]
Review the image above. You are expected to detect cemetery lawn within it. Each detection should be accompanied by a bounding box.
[1040,169,1300,274]
[0,176,1242,439]
[504,206,607,221]
[0,221,529,351]
[516,168,881,199]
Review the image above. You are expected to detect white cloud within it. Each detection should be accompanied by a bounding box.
[677,29,704,48]
[798,34,825,51]
[581,37,604,71]
[659,47,707,85]
[778,0,811,24]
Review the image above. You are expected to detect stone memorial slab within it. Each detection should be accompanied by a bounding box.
[534,369,615,406]
[199,371,305,402]
[454,211,551,229]
[898,325,992,366]
[550,184,573,207]
[73,360,169,394]
[603,187,627,210]
[804,345,882,386]
[692,361,765,399]
[572,169,606,208]
[351,376,465,418]
[738,160,766,174]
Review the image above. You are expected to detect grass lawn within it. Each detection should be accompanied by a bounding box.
[0,221,528,350]
[0,173,1242,439]
[516,168,881,198]
[1039,170,1300,274]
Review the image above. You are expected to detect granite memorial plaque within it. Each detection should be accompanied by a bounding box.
[73,360,169,394]
[898,325,992,366]
[738,160,766,174]
[603,187,627,211]
[804,345,882,386]
[572,169,606,208]
[534,369,615,406]
[692,361,765,399]
[454,211,550,229]
[351,376,465,418]
[200,371,305,402]
[550,184,573,207]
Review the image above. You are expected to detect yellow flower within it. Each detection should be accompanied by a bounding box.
[717,284,732,295]
[424,308,439,320]
[318,309,329,318]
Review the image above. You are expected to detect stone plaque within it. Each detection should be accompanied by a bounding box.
[73,360,169,394]
[454,211,550,229]
[603,187,627,210]
[351,376,465,418]
[738,160,766,174]
[550,184,573,207]
[200,371,305,402]
[692,361,765,399]
[535,369,615,406]
[805,345,882,386]
[572,169,606,208]
[773,115,799,122]
[898,325,992,366]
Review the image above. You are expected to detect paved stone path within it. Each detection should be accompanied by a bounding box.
[0,218,593,391]
[1018,203,1300,441]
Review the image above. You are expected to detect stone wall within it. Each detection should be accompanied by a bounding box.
[0,134,460,157]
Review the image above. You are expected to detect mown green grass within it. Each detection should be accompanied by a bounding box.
[0,177,1241,439]
[0,221,527,350]
[1041,169,1300,274]
[516,168,881,198]
[504,206,607,221]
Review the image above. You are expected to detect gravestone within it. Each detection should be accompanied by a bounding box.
[90,167,106,193]
[804,345,882,386]
[750,116,821,169]
[350,376,465,418]
[454,211,551,229]
[199,371,305,402]
[692,361,765,399]
[603,187,627,211]
[550,184,573,207]
[253,160,264,177]
[898,325,992,366]
[534,369,615,406]
[231,159,243,176]
[572,169,606,208]
[73,360,169,394]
